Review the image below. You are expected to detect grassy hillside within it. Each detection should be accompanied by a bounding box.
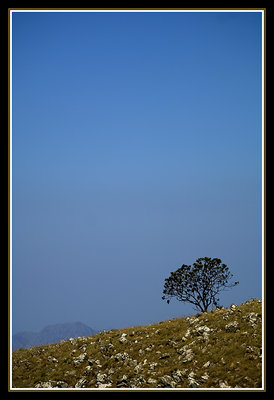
[11,298,262,390]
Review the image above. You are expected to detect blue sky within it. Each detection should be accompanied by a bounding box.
[12,11,263,333]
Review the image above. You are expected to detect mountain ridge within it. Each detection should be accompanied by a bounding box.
[12,322,97,350]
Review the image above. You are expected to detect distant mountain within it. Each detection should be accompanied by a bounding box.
[13,322,97,350]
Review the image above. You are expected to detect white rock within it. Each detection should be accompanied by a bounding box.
[203,361,211,368]
[225,321,239,332]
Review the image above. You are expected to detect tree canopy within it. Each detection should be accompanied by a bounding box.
[162,257,239,313]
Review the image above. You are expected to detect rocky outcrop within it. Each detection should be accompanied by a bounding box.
[12,299,262,389]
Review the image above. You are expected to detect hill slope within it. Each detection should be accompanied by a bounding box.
[11,299,262,389]
[13,322,97,350]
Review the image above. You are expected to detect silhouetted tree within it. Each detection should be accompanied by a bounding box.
[162,257,239,313]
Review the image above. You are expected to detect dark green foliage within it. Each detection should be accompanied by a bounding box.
[162,257,239,312]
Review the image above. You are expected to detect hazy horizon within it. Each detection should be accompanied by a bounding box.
[11,10,263,334]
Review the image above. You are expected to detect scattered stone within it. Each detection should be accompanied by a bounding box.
[129,359,138,367]
[68,337,79,345]
[94,359,102,368]
[159,352,170,359]
[187,316,199,326]
[147,378,157,385]
[201,372,209,381]
[134,362,143,374]
[202,361,210,368]
[83,365,91,375]
[56,381,69,388]
[114,352,129,362]
[245,345,256,353]
[96,373,108,383]
[159,375,176,388]
[194,325,212,335]
[177,346,194,363]
[79,344,87,352]
[97,382,112,388]
[149,362,158,370]
[145,344,154,352]
[219,380,231,388]
[75,378,87,388]
[108,368,115,375]
[246,312,261,328]
[225,321,239,332]
[222,309,234,320]
[73,352,87,366]
[187,371,199,388]
[100,342,115,355]
[65,369,76,377]
[119,333,127,344]
[35,381,55,388]
[193,325,212,342]
[47,356,58,363]
[171,369,186,382]
[117,375,128,387]
[182,328,192,341]
[129,376,146,388]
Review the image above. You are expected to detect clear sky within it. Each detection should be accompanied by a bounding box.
[11,10,263,334]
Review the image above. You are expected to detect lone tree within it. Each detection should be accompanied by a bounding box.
[162,257,239,313]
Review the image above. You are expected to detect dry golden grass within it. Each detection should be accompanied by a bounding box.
[11,298,262,389]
